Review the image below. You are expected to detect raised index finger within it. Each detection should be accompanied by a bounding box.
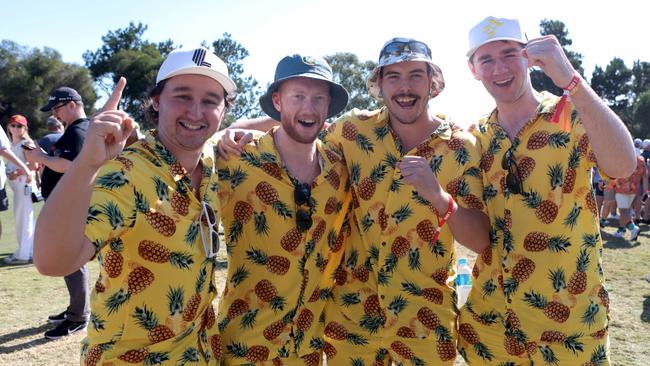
[102,77,126,112]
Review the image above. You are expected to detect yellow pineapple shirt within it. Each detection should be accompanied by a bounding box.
[215,127,351,364]
[320,108,484,365]
[83,131,222,365]
[459,93,610,365]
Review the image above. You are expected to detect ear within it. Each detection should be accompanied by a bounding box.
[271,92,281,113]
[152,96,160,111]
[468,60,480,81]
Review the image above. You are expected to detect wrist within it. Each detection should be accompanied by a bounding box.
[561,72,581,96]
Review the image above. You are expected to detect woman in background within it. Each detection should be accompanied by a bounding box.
[3,115,38,265]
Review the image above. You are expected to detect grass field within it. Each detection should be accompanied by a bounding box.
[1,189,649,365]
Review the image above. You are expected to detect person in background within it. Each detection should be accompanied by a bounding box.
[24,86,91,339]
[459,16,635,365]
[609,155,647,240]
[2,115,38,265]
[0,119,32,256]
[37,116,64,156]
[633,137,643,155]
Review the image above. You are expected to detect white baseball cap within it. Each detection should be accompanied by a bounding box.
[156,47,237,95]
[467,16,526,58]
[642,139,650,149]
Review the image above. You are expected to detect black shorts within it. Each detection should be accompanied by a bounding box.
[0,186,8,211]
[593,181,604,197]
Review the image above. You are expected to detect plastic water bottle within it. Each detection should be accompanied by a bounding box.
[455,257,472,306]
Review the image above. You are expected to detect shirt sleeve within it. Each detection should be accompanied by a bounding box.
[84,159,135,256]
[0,128,10,150]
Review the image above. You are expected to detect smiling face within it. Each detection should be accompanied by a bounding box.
[469,40,530,105]
[378,60,433,125]
[272,77,331,144]
[153,74,227,157]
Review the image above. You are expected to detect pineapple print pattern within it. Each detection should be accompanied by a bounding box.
[84,131,221,365]
[320,108,484,365]
[459,93,610,365]
[215,127,351,363]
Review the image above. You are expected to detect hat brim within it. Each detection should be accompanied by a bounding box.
[40,100,57,112]
[466,37,526,58]
[160,67,237,95]
[259,73,349,121]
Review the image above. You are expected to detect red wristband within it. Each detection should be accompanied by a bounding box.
[562,72,581,96]
[431,194,456,244]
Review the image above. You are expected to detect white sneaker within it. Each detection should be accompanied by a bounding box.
[613,228,626,238]
[629,225,641,241]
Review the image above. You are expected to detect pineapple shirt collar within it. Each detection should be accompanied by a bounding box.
[255,126,327,184]
[484,91,560,136]
[376,106,453,141]
[142,129,214,202]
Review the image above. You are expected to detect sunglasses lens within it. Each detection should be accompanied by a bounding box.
[381,41,431,60]
[294,184,311,205]
[506,172,522,194]
[296,209,313,232]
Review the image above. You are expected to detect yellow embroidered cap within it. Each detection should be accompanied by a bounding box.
[467,16,526,58]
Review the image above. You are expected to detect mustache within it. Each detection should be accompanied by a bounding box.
[392,93,420,100]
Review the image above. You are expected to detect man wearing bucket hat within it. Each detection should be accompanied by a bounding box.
[34,46,234,364]
[213,54,352,365]
[218,39,490,365]
[457,16,636,365]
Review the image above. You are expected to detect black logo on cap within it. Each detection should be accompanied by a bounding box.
[192,49,212,68]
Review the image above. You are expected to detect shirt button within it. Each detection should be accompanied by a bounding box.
[381,241,386,246]
[507,298,512,304]
[504,268,509,273]
[380,295,385,299]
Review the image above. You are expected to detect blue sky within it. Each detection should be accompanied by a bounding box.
[2,0,647,125]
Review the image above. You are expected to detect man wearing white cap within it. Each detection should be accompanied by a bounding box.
[218,38,490,365]
[34,47,235,364]
[458,16,636,365]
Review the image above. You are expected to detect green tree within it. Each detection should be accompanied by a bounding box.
[530,19,584,95]
[632,90,650,137]
[83,22,174,127]
[211,33,263,127]
[631,61,650,102]
[590,57,633,121]
[0,40,96,137]
[325,52,379,115]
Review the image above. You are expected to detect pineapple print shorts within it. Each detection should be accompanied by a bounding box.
[458,314,610,365]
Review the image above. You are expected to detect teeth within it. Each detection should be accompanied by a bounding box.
[495,78,513,85]
[396,97,415,103]
[298,119,315,124]
[180,121,203,130]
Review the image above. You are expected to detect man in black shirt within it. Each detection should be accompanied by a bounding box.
[24,86,90,339]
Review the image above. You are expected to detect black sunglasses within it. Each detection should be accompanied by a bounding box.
[501,149,524,195]
[379,40,432,61]
[294,183,313,232]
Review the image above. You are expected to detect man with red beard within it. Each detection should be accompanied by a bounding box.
[458,16,635,365]
[218,39,490,365]
[214,54,353,365]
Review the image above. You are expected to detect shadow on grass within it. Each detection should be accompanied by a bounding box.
[0,323,55,354]
[642,295,650,324]
[601,231,640,249]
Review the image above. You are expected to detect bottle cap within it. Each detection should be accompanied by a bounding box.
[458,258,468,266]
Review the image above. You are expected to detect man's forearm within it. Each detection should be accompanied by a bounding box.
[33,160,98,276]
[38,154,72,173]
[228,116,278,131]
[572,81,636,178]
[448,208,490,254]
